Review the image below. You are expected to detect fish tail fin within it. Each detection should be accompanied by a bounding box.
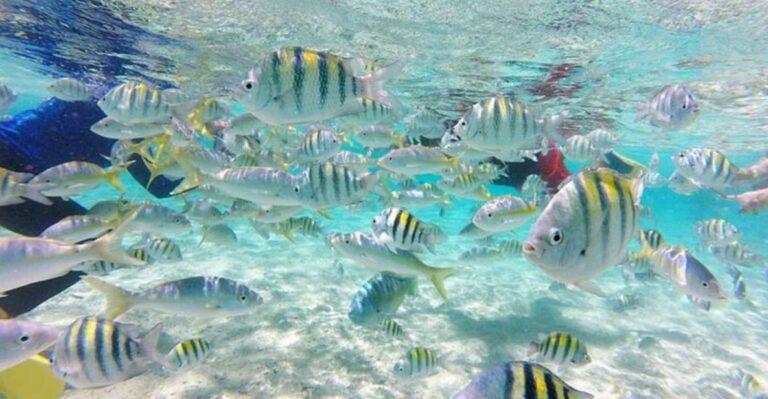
[170,169,203,196]
[20,184,53,205]
[82,276,136,319]
[429,267,458,300]
[634,102,650,122]
[360,61,405,108]
[406,277,419,296]
[199,225,211,246]
[139,323,170,368]
[542,111,567,145]
[84,207,144,267]
[102,163,131,192]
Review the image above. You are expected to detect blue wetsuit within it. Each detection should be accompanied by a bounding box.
[0,98,179,318]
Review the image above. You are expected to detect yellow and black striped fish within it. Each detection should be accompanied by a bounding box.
[144,237,182,262]
[693,218,740,245]
[523,168,643,293]
[454,361,593,399]
[371,207,444,254]
[299,126,344,163]
[381,319,404,338]
[709,241,765,268]
[128,246,154,264]
[237,47,402,125]
[49,317,165,389]
[393,347,438,378]
[638,229,665,250]
[97,81,175,125]
[530,332,591,365]
[166,338,211,370]
[300,162,379,209]
[672,148,739,193]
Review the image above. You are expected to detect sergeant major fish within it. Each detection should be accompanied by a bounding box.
[348,272,417,327]
[637,84,699,130]
[371,207,445,254]
[454,361,593,399]
[523,168,644,296]
[236,47,402,125]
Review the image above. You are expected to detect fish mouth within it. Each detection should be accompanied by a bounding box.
[522,241,540,258]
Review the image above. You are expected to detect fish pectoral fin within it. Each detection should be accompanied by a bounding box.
[573,280,607,298]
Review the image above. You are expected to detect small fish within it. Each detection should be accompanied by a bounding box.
[393,347,438,378]
[638,229,665,250]
[472,195,537,233]
[520,174,548,204]
[451,96,555,161]
[50,317,166,389]
[694,219,740,246]
[498,239,524,257]
[29,161,126,197]
[377,145,459,176]
[672,148,739,193]
[737,369,765,398]
[390,188,451,210]
[371,207,445,254]
[143,237,182,262]
[129,203,192,235]
[236,47,402,125]
[181,198,228,225]
[727,267,747,300]
[47,77,93,101]
[173,167,303,207]
[0,209,143,293]
[299,163,381,210]
[667,170,701,195]
[634,243,726,302]
[0,83,17,111]
[39,215,118,243]
[586,128,619,150]
[560,135,599,162]
[523,168,644,297]
[354,124,401,149]
[298,126,346,162]
[404,106,447,139]
[637,84,699,130]
[98,81,176,124]
[249,205,303,223]
[328,232,457,299]
[709,241,765,268]
[380,319,404,338]
[274,216,323,241]
[459,246,503,262]
[329,150,376,172]
[530,332,591,365]
[0,320,59,372]
[83,275,263,319]
[200,224,238,246]
[0,167,53,206]
[612,293,639,312]
[127,246,154,265]
[454,361,593,399]
[90,117,169,140]
[166,338,211,371]
[222,113,261,136]
[348,272,417,327]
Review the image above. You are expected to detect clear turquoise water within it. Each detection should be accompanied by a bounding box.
[1,1,768,398]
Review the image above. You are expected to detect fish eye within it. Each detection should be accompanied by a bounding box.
[18,335,29,343]
[388,157,393,161]
[486,213,492,218]
[345,239,350,244]
[239,295,247,302]
[174,217,182,223]
[244,81,253,90]
[682,104,687,109]
[294,186,300,193]
[701,281,708,287]
[548,228,563,245]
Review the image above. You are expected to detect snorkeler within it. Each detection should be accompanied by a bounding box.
[0,97,179,319]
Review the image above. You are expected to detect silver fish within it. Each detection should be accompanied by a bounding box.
[0,320,59,372]
[638,84,699,130]
[348,272,417,327]
[47,77,93,101]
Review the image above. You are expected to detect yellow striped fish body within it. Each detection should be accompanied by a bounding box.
[144,237,182,262]
[523,168,643,292]
[381,319,404,338]
[47,77,93,101]
[84,260,124,275]
[451,96,546,157]
[693,218,740,246]
[672,148,738,193]
[299,126,343,162]
[354,124,401,149]
[454,361,593,399]
[39,215,116,243]
[166,338,211,370]
[275,216,323,238]
[97,81,175,125]
[709,241,765,268]
[636,245,726,301]
[638,229,665,250]
[187,97,228,133]
[299,162,379,209]
[348,272,417,327]
[371,207,445,254]
[585,128,619,150]
[29,161,124,197]
[561,135,599,162]
[377,145,459,176]
[237,47,401,125]
[128,246,155,265]
[531,332,590,365]
[473,195,537,233]
[50,317,165,389]
[436,172,484,195]
[393,347,438,378]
